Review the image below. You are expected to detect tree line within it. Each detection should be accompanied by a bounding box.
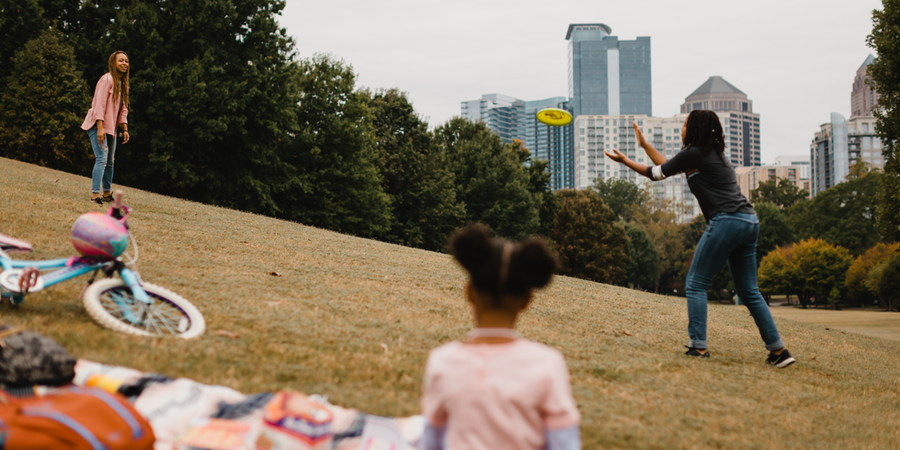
[0,0,897,302]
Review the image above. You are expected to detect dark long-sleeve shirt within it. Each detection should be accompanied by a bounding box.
[645,146,754,222]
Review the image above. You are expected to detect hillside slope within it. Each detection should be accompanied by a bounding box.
[2,156,899,449]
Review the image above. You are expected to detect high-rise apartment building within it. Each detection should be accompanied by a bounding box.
[681,76,760,167]
[566,24,651,117]
[774,155,811,182]
[852,55,880,117]
[735,165,810,202]
[461,94,575,190]
[460,94,524,144]
[810,113,884,196]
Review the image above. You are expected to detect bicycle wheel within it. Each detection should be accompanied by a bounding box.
[82,279,206,339]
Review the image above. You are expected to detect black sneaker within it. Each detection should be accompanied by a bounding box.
[766,349,795,368]
[91,197,103,205]
[101,194,114,203]
[684,346,710,358]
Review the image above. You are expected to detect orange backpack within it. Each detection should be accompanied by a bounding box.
[0,386,155,449]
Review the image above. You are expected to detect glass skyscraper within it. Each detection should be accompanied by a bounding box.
[566,24,651,117]
[461,94,575,190]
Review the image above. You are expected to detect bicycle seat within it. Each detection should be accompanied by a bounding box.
[0,233,32,253]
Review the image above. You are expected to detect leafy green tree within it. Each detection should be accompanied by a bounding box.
[593,177,646,221]
[0,29,90,172]
[0,0,45,87]
[788,171,883,255]
[274,54,391,237]
[620,221,659,290]
[755,202,796,265]
[550,190,628,284]
[868,1,900,242]
[845,242,899,306]
[750,178,809,209]
[365,88,464,250]
[436,118,540,241]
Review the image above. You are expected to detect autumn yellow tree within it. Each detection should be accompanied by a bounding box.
[845,243,899,307]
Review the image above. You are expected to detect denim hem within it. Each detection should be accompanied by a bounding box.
[689,340,708,350]
[765,340,785,352]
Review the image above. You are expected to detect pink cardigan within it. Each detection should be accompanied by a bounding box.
[81,73,129,136]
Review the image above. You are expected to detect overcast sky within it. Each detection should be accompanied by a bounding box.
[282,0,882,164]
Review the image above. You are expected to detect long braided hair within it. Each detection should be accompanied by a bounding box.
[107,51,130,108]
[682,110,725,159]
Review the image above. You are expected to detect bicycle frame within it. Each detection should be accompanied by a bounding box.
[0,201,151,312]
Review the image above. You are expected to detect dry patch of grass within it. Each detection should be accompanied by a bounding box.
[2,157,899,449]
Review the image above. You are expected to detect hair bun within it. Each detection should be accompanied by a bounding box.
[506,239,557,294]
[449,224,494,273]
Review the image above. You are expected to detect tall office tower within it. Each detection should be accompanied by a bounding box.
[566,24,651,117]
[810,113,884,196]
[460,94,525,143]
[523,97,575,190]
[852,54,880,117]
[681,76,760,167]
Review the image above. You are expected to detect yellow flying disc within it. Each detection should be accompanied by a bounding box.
[536,108,573,127]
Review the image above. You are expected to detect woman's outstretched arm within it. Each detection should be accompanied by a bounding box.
[604,148,653,179]
[633,121,666,165]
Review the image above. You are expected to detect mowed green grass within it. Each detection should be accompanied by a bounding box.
[2,156,899,449]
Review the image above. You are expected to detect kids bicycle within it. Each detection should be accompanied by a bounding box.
[0,191,205,339]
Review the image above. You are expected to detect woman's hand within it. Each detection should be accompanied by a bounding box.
[633,121,648,148]
[96,120,105,145]
[122,130,130,143]
[604,148,627,163]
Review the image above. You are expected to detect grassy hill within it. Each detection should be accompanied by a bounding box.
[2,156,899,449]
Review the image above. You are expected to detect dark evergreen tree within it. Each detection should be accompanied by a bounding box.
[550,189,629,284]
[274,54,391,237]
[0,0,45,87]
[365,88,464,250]
[436,118,540,241]
[0,28,91,172]
[868,1,900,242]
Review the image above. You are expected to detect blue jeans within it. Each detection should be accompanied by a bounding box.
[88,128,116,194]
[685,212,784,351]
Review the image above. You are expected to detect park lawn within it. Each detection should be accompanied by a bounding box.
[2,156,899,449]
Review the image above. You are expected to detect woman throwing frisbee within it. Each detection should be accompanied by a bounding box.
[604,110,794,368]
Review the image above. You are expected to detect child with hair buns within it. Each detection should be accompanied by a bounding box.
[419,225,581,450]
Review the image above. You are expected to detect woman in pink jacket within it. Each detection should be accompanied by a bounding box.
[81,51,130,204]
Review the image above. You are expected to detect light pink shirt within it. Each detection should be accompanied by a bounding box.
[81,73,128,136]
[421,339,580,450]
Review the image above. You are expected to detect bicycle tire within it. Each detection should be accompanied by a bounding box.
[82,279,206,339]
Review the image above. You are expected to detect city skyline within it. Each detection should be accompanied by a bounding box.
[283,0,882,165]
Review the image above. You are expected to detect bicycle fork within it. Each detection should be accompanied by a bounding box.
[111,267,152,325]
